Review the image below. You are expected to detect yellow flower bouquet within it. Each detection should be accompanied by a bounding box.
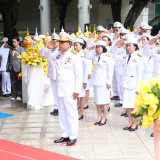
[131,75,160,128]
[17,42,48,75]
[18,48,47,67]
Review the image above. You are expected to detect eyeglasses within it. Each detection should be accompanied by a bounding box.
[141,30,147,33]
[120,33,126,36]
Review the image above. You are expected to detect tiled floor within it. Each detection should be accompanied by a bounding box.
[0,96,155,160]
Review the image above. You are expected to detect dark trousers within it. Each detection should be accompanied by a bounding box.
[10,68,22,98]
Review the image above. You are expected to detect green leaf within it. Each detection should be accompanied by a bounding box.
[131,111,141,118]
[142,104,149,109]
[138,118,142,126]
[139,108,148,116]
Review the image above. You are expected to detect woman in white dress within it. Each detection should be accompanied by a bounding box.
[85,41,114,126]
[80,36,93,110]
[122,37,144,131]
[73,38,89,120]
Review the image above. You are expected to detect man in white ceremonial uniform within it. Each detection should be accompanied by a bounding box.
[86,25,106,49]
[143,36,160,77]
[44,32,83,146]
[97,26,107,40]
[110,28,129,107]
[47,32,60,116]
[111,22,123,101]
[0,37,11,97]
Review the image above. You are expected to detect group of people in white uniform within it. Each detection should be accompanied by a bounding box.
[0,21,160,146]
[42,21,160,146]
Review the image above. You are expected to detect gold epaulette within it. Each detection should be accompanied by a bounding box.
[71,49,77,55]
[137,53,143,57]
[86,46,89,49]
[106,53,111,57]
[83,50,85,53]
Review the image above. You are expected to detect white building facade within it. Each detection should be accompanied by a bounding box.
[0,0,158,34]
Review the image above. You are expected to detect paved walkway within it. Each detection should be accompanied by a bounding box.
[0,96,155,160]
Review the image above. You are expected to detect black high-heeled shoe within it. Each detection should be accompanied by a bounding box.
[129,126,138,131]
[123,126,132,130]
[121,112,127,116]
[84,105,89,110]
[79,115,83,120]
[99,119,107,126]
[108,107,110,112]
[94,120,101,125]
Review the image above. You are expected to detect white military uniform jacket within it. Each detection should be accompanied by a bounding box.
[143,44,160,77]
[85,50,114,86]
[76,49,89,84]
[110,46,126,76]
[44,48,83,97]
[0,46,9,71]
[47,48,59,80]
[138,47,153,80]
[122,51,144,90]
[76,49,89,97]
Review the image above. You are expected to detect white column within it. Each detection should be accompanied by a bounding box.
[39,0,51,35]
[134,8,149,27]
[78,0,92,32]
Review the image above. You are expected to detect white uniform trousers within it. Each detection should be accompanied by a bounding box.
[1,71,11,95]
[58,97,78,139]
[112,70,119,96]
[116,73,123,104]
[50,79,58,110]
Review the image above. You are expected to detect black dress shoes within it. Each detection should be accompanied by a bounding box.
[150,133,154,137]
[66,139,77,146]
[115,103,122,107]
[84,105,89,110]
[129,126,138,131]
[111,96,120,100]
[54,137,69,143]
[94,120,101,125]
[123,126,132,130]
[79,115,83,120]
[99,119,107,126]
[121,112,127,116]
[108,107,110,112]
[50,109,58,116]
[3,94,9,97]
[125,113,128,117]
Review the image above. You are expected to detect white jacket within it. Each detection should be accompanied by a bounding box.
[122,51,144,89]
[85,50,114,86]
[143,44,160,77]
[77,49,89,83]
[0,45,9,72]
[44,48,83,97]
